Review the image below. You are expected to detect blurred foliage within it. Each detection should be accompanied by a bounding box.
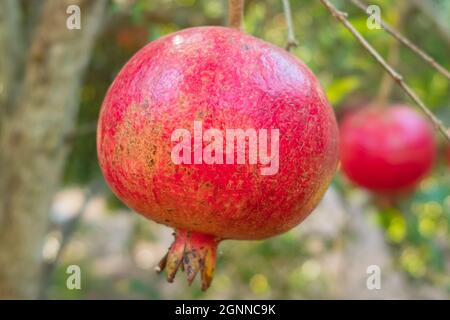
[56,0,450,299]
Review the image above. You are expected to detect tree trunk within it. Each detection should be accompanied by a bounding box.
[0,0,106,299]
[0,0,23,113]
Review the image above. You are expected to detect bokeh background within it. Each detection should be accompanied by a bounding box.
[0,0,449,299]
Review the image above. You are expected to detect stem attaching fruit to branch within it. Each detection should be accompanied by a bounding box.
[319,0,450,142]
[282,0,298,52]
[228,0,245,30]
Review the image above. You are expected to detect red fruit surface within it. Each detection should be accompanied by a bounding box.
[97,26,339,289]
[340,105,435,194]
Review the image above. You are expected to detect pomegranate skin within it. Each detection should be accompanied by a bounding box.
[97,26,339,240]
[340,105,436,194]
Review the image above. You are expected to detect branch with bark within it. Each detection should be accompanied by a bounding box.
[374,0,407,106]
[319,0,450,142]
[228,0,245,30]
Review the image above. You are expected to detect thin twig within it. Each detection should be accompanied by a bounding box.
[350,0,450,81]
[282,0,298,51]
[375,0,407,106]
[228,0,245,30]
[319,0,450,142]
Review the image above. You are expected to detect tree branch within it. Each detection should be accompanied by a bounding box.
[23,0,45,45]
[282,0,298,52]
[350,0,450,81]
[319,0,450,142]
[228,0,244,30]
[374,0,408,106]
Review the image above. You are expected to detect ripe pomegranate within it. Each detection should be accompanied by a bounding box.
[97,26,339,290]
[340,105,435,194]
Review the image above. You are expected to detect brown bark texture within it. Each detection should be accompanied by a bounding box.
[0,0,106,299]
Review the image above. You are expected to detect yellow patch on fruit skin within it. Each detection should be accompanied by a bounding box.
[110,103,168,213]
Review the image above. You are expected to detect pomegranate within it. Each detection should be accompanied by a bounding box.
[97,26,339,290]
[340,105,435,194]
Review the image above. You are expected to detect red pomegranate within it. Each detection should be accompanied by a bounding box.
[340,105,435,194]
[97,26,339,290]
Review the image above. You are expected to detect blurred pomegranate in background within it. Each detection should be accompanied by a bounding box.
[340,105,436,194]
